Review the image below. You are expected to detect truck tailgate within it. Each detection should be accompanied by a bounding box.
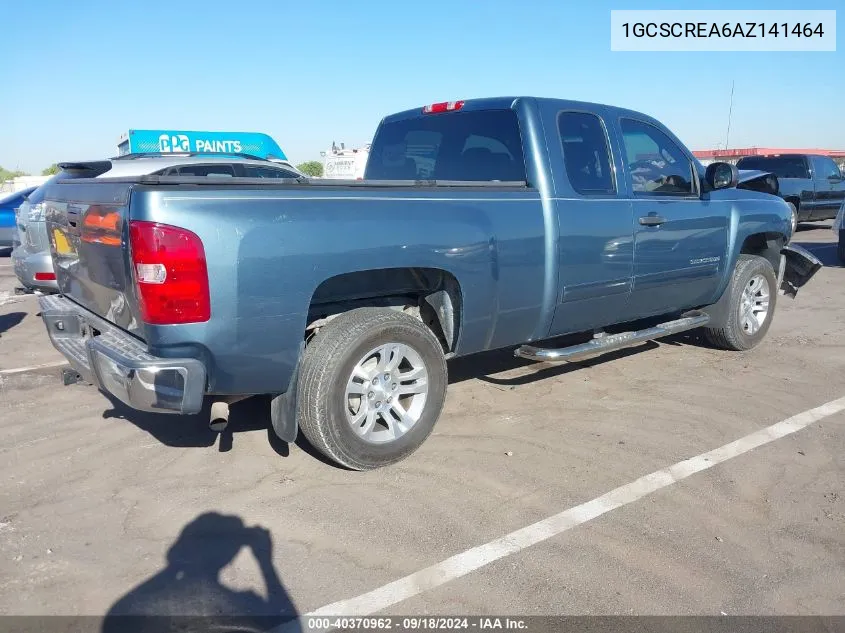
[45,181,142,335]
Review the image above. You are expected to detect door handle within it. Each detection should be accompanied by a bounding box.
[639,215,666,227]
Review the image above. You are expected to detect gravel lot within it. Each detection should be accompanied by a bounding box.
[0,225,843,619]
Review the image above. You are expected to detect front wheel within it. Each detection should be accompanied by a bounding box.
[838,229,845,264]
[704,254,777,351]
[787,202,799,236]
[297,308,448,470]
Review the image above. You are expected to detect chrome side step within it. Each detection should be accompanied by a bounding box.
[514,311,710,363]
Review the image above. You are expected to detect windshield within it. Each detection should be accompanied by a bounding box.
[365,109,526,182]
[736,156,809,179]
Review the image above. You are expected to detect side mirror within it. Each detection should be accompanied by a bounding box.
[705,162,738,190]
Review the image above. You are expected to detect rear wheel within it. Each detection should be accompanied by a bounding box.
[297,308,448,470]
[705,255,777,351]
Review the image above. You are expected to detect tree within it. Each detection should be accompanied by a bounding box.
[42,164,60,176]
[296,161,323,178]
[0,166,30,182]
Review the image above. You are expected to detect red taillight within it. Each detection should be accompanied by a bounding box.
[34,272,56,281]
[129,220,210,325]
[422,100,465,114]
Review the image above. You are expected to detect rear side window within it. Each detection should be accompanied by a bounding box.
[736,156,809,179]
[176,164,236,177]
[365,109,526,182]
[558,112,615,195]
[243,165,300,179]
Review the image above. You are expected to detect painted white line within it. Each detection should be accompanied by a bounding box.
[307,396,845,618]
[0,360,69,375]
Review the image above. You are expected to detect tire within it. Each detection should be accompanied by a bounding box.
[787,202,799,235]
[297,308,448,470]
[704,255,777,351]
[838,230,845,264]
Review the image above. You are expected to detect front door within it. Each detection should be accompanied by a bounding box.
[619,118,730,318]
[811,156,845,220]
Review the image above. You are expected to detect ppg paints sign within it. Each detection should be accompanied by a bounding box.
[158,134,244,154]
[117,130,286,160]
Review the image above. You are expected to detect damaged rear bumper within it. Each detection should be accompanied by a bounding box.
[779,243,822,298]
[38,294,206,414]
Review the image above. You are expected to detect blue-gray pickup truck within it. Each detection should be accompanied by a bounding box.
[38,97,821,470]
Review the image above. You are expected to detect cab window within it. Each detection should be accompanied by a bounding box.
[557,111,615,195]
[620,119,694,196]
[812,156,842,180]
[366,110,526,182]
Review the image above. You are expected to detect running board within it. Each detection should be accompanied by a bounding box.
[514,311,710,363]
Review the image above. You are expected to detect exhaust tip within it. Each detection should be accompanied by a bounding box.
[209,401,230,433]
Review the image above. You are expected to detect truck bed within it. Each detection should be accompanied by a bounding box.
[43,176,545,396]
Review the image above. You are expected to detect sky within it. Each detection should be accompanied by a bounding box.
[1,0,842,174]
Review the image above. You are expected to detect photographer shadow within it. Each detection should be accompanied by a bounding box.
[102,512,300,632]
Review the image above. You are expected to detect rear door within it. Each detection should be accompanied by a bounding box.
[618,118,729,318]
[548,109,636,335]
[810,156,845,219]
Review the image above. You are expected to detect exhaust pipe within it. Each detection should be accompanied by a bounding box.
[209,401,230,433]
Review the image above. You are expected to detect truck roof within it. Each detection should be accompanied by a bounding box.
[380,96,664,128]
[739,153,825,160]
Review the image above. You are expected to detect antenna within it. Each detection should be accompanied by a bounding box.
[724,80,735,150]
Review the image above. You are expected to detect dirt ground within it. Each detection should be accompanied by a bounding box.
[0,225,843,619]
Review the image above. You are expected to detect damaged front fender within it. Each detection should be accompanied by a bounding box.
[779,244,822,298]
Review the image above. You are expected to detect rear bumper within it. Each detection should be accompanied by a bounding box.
[12,245,58,291]
[38,294,206,414]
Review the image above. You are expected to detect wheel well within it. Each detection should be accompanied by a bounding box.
[306,268,462,352]
[739,232,784,272]
[783,195,799,210]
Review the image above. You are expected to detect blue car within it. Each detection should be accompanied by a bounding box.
[0,186,37,250]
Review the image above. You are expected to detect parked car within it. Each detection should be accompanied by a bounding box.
[13,155,303,292]
[37,97,820,470]
[0,186,37,250]
[835,202,845,263]
[735,154,845,230]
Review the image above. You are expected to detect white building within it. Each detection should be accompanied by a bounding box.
[0,175,50,194]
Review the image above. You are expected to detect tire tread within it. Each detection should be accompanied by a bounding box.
[704,254,776,351]
[297,308,447,470]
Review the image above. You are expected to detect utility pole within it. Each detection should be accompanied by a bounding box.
[725,80,735,151]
